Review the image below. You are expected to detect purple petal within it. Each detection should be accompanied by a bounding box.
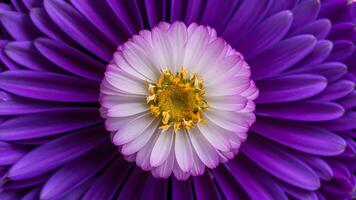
[40,143,115,200]
[276,179,318,200]
[184,0,205,25]
[211,165,245,199]
[256,101,345,121]
[140,176,167,200]
[8,126,107,180]
[291,62,347,82]
[70,0,126,44]
[10,0,27,12]
[337,91,356,110]
[0,191,22,200]
[29,8,77,46]
[236,11,293,59]
[227,156,288,200]
[3,173,49,190]
[143,0,166,28]
[290,0,320,31]
[313,80,354,101]
[256,74,327,103]
[222,0,272,43]
[117,168,148,200]
[288,19,331,39]
[44,0,114,61]
[252,119,346,156]
[318,111,356,131]
[0,109,102,141]
[193,173,221,200]
[326,40,355,62]
[172,178,194,200]
[4,41,62,72]
[249,35,316,80]
[266,0,298,17]
[34,38,105,81]
[83,158,131,200]
[0,70,99,102]
[242,135,320,190]
[106,0,143,35]
[23,0,42,9]
[0,11,42,40]
[328,22,356,41]
[295,154,334,181]
[0,142,27,165]
[22,188,41,200]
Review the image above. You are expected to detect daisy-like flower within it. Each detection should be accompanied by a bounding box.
[100,22,257,179]
[0,0,354,200]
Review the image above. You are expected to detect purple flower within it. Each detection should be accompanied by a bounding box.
[0,0,354,200]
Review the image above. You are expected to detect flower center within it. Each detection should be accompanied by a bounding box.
[147,68,209,132]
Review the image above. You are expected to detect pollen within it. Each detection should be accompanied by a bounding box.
[147,68,209,132]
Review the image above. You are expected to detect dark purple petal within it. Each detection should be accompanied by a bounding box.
[143,0,166,28]
[193,173,221,200]
[0,142,27,165]
[140,176,167,200]
[10,0,27,12]
[252,119,346,156]
[313,80,354,101]
[249,35,316,80]
[59,177,97,200]
[328,22,356,41]
[117,168,148,200]
[70,0,127,44]
[291,40,333,69]
[326,40,355,62]
[40,143,115,200]
[295,155,333,181]
[290,0,320,30]
[211,165,245,199]
[242,135,320,190]
[29,8,77,46]
[291,62,347,82]
[288,19,331,39]
[8,126,107,180]
[317,111,356,131]
[227,156,288,200]
[0,109,102,141]
[172,178,194,200]
[266,0,298,17]
[0,11,42,40]
[3,173,49,190]
[222,0,272,43]
[106,0,143,35]
[0,191,22,200]
[0,70,99,102]
[44,0,114,61]
[22,188,41,200]
[256,74,327,103]
[83,158,132,200]
[256,101,345,121]
[4,41,61,72]
[236,11,293,59]
[184,0,205,25]
[23,0,42,9]
[34,38,105,81]
[276,179,318,200]
[337,91,356,110]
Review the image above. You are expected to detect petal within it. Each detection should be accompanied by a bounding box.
[0,109,102,141]
[150,129,174,167]
[82,159,131,200]
[175,130,194,172]
[326,40,355,62]
[197,120,231,152]
[0,142,27,165]
[152,145,175,179]
[252,119,347,156]
[314,80,354,101]
[207,95,248,111]
[193,173,221,199]
[290,0,320,30]
[8,126,107,180]
[256,101,345,121]
[249,35,316,80]
[256,74,327,103]
[0,11,42,40]
[34,38,105,81]
[0,70,99,102]
[189,128,219,168]
[236,10,293,59]
[242,135,320,190]
[40,143,115,200]
[292,62,347,82]
[289,19,331,39]
[44,0,114,61]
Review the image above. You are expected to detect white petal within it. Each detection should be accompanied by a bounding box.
[152,145,175,179]
[150,129,174,167]
[113,113,154,145]
[121,119,159,155]
[189,128,219,168]
[204,110,249,132]
[105,71,147,95]
[175,130,194,172]
[167,21,187,73]
[190,149,205,176]
[173,161,189,180]
[206,95,248,111]
[197,121,231,152]
[136,132,159,170]
[205,76,250,97]
[107,102,148,117]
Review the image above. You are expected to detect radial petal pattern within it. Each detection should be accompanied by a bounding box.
[0,0,354,199]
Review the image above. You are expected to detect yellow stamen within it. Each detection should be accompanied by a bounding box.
[147,67,209,133]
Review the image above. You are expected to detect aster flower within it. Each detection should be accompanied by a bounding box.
[0,0,354,200]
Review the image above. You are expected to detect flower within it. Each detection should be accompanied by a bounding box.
[0,0,354,200]
[100,22,258,179]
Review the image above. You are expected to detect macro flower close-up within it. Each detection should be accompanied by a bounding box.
[0,0,355,199]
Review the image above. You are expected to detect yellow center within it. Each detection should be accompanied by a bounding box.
[147,68,209,132]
